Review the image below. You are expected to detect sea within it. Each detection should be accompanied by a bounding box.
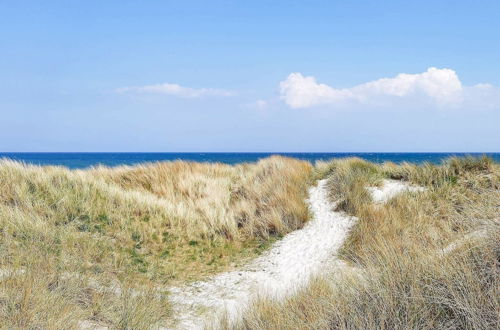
[0,152,498,169]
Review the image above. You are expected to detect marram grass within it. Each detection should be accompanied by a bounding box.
[2,156,498,329]
[0,156,312,328]
[229,156,499,330]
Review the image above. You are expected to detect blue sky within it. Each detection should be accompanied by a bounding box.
[1,1,499,152]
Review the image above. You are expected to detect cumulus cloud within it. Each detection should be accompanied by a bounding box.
[280,67,465,108]
[117,83,234,98]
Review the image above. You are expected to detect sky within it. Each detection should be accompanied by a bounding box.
[1,0,499,152]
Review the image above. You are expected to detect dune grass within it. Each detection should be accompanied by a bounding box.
[231,156,499,329]
[0,156,312,328]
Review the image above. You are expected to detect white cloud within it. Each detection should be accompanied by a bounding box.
[254,99,268,109]
[280,67,464,108]
[244,99,269,110]
[117,83,234,98]
[462,83,500,109]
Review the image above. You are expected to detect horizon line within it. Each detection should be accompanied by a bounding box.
[0,151,499,154]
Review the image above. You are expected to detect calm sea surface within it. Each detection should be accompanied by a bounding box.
[0,153,498,169]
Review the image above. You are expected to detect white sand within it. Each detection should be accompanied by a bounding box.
[367,179,425,204]
[166,179,357,329]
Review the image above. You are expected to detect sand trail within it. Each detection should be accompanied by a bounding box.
[367,179,425,204]
[166,179,356,329]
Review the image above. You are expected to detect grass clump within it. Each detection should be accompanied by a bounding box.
[324,158,383,214]
[0,156,312,328]
[232,156,499,329]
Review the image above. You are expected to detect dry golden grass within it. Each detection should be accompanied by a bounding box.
[0,156,312,328]
[230,157,499,330]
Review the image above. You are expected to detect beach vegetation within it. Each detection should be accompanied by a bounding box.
[0,156,312,328]
[230,156,499,329]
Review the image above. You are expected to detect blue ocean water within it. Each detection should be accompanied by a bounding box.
[0,152,498,169]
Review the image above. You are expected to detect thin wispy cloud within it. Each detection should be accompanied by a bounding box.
[117,83,234,98]
[279,67,476,109]
[243,99,269,110]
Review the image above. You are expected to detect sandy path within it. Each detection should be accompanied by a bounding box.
[166,179,357,329]
[367,179,425,204]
